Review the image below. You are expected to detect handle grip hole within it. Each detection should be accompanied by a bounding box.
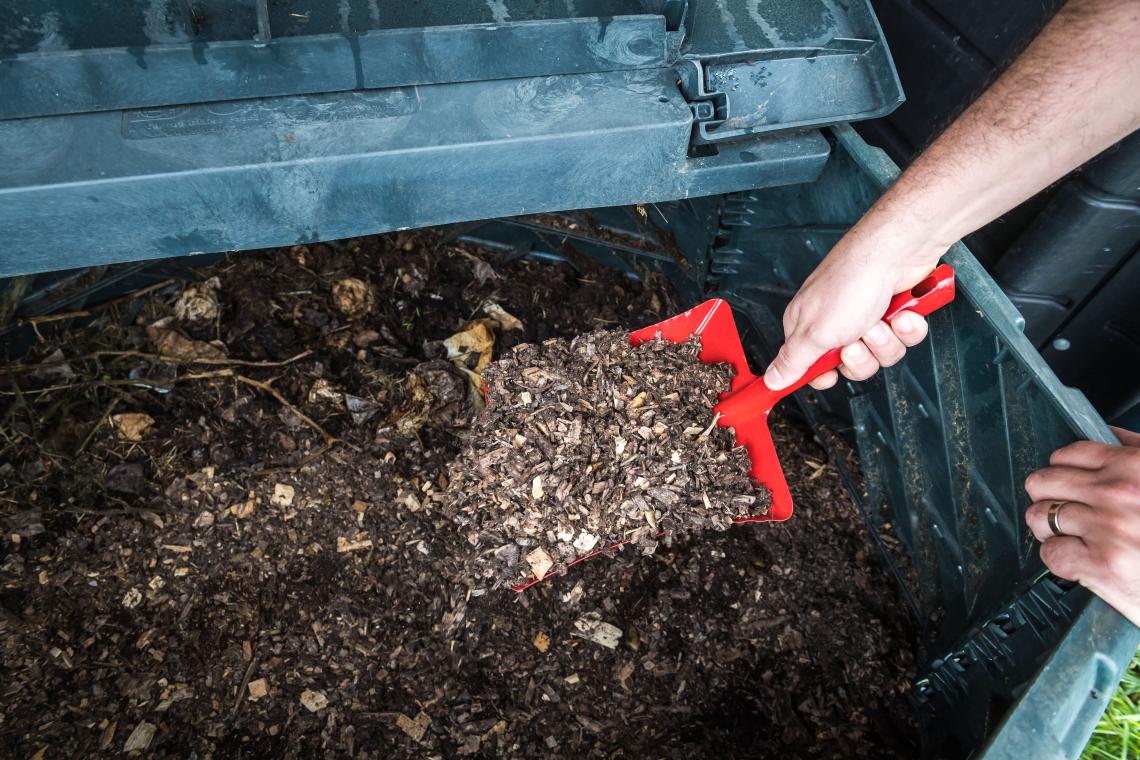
[911,277,937,298]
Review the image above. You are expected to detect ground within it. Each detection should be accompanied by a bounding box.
[1083,650,1140,760]
[0,229,917,758]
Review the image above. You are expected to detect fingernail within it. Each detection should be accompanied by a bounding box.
[894,313,916,333]
[764,366,784,388]
[865,324,890,346]
[845,343,868,362]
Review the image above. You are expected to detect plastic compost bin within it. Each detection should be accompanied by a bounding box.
[458,129,1140,758]
[1,1,1137,757]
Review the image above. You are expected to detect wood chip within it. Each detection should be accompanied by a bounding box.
[572,531,599,554]
[525,547,554,580]
[234,498,256,519]
[99,721,117,750]
[123,721,156,753]
[271,483,295,507]
[110,413,155,442]
[532,632,551,653]
[572,615,622,649]
[396,711,431,742]
[337,533,372,553]
[299,689,328,712]
[247,678,268,701]
[618,661,636,686]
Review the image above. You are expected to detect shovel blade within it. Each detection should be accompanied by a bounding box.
[633,298,791,522]
[629,298,757,394]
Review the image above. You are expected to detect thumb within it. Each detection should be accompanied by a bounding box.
[764,334,825,390]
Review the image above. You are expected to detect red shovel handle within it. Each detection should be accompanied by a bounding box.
[770,263,957,401]
[715,263,956,523]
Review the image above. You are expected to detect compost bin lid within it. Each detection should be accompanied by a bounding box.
[1,0,902,132]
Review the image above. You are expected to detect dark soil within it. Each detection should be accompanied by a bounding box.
[0,225,918,758]
[448,331,762,588]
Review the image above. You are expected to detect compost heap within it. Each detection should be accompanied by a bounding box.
[0,222,918,759]
[448,331,764,588]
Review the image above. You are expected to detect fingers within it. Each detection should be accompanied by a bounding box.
[808,370,839,391]
[1025,500,1098,542]
[767,310,930,391]
[1038,536,1091,582]
[764,332,828,390]
[1049,440,1114,469]
[835,313,930,383]
[1024,465,1100,502]
[891,311,929,347]
[862,321,907,368]
[1024,441,1140,626]
[834,341,875,381]
[1110,426,1140,448]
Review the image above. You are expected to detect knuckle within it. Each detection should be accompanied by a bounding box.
[1099,511,1126,535]
[1040,542,1072,575]
[1103,511,1140,544]
[1050,441,1085,464]
[877,347,907,368]
[805,325,840,350]
[1045,545,1082,580]
[1098,544,1133,578]
[1024,471,1044,496]
[1025,502,1044,524]
[1103,479,1140,506]
[772,350,795,372]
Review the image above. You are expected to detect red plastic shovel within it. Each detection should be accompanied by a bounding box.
[512,264,956,590]
[628,263,957,523]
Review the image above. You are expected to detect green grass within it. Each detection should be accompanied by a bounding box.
[1082,649,1140,760]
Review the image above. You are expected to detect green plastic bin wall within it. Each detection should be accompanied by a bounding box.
[454,125,1140,756]
[0,116,1134,758]
[701,126,1140,758]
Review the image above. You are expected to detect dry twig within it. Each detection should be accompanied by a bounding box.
[15,279,178,327]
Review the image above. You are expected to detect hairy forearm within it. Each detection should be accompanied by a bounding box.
[853,0,1140,269]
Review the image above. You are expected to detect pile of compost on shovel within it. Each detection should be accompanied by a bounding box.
[0,220,918,758]
[448,330,764,589]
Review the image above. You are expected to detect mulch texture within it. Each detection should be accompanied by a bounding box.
[448,331,761,588]
[0,223,918,758]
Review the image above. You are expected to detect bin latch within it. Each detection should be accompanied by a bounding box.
[675,60,728,149]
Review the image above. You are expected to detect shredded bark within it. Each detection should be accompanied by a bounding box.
[447,331,766,587]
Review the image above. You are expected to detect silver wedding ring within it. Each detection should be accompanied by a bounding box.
[1047,501,1068,537]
